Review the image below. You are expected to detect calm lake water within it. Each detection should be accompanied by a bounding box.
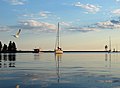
[0,52,120,88]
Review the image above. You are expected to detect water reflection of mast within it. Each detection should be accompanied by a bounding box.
[105,53,111,68]
[55,54,62,83]
[109,53,111,68]
[0,53,2,68]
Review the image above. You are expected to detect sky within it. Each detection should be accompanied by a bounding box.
[0,0,120,51]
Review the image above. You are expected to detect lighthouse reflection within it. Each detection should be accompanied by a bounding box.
[0,53,16,68]
[55,54,62,83]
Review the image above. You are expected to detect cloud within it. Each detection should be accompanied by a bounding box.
[112,9,120,15]
[116,0,120,2]
[0,26,10,32]
[7,20,99,33]
[96,20,120,29]
[4,19,120,34]
[4,0,26,5]
[39,11,51,18]
[66,17,120,32]
[73,2,100,13]
[39,11,60,20]
[60,22,71,27]
[0,21,58,34]
[22,14,34,18]
[67,26,99,32]
[18,20,57,31]
[21,11,60,21]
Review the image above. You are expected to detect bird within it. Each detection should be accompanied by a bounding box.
[12,29,21,38]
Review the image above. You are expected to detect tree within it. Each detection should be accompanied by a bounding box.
[8,41,12,51]
[2,44,7,52]
[0,41,2,51]
[12,42,17,51]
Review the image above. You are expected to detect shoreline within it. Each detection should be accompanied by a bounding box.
[41,50,119,53]
[0,50,119,53]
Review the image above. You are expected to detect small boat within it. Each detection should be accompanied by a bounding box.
[33,48,40,53]
[54,23,63,54]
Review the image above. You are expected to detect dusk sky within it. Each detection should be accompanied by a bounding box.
[1,0,120,51]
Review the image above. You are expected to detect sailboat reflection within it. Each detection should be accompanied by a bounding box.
[105,53,111,68]
[0,53,16,68]
[34,53,40,60]
[0,53,2,68]
[55,54,62,83]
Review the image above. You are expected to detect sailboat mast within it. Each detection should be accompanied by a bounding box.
[109,36,111,52]
[57,22,60,48]
[54,22,63,54]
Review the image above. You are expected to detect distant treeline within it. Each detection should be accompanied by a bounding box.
[0,41,17,53]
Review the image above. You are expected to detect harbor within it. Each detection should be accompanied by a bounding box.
[1,0,120,88]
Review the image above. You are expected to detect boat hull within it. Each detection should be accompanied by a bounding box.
[55,50,63,54]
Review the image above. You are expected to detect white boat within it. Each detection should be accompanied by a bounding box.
[54,22,63,54]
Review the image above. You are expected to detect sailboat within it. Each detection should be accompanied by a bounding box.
[54,22,63,54]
